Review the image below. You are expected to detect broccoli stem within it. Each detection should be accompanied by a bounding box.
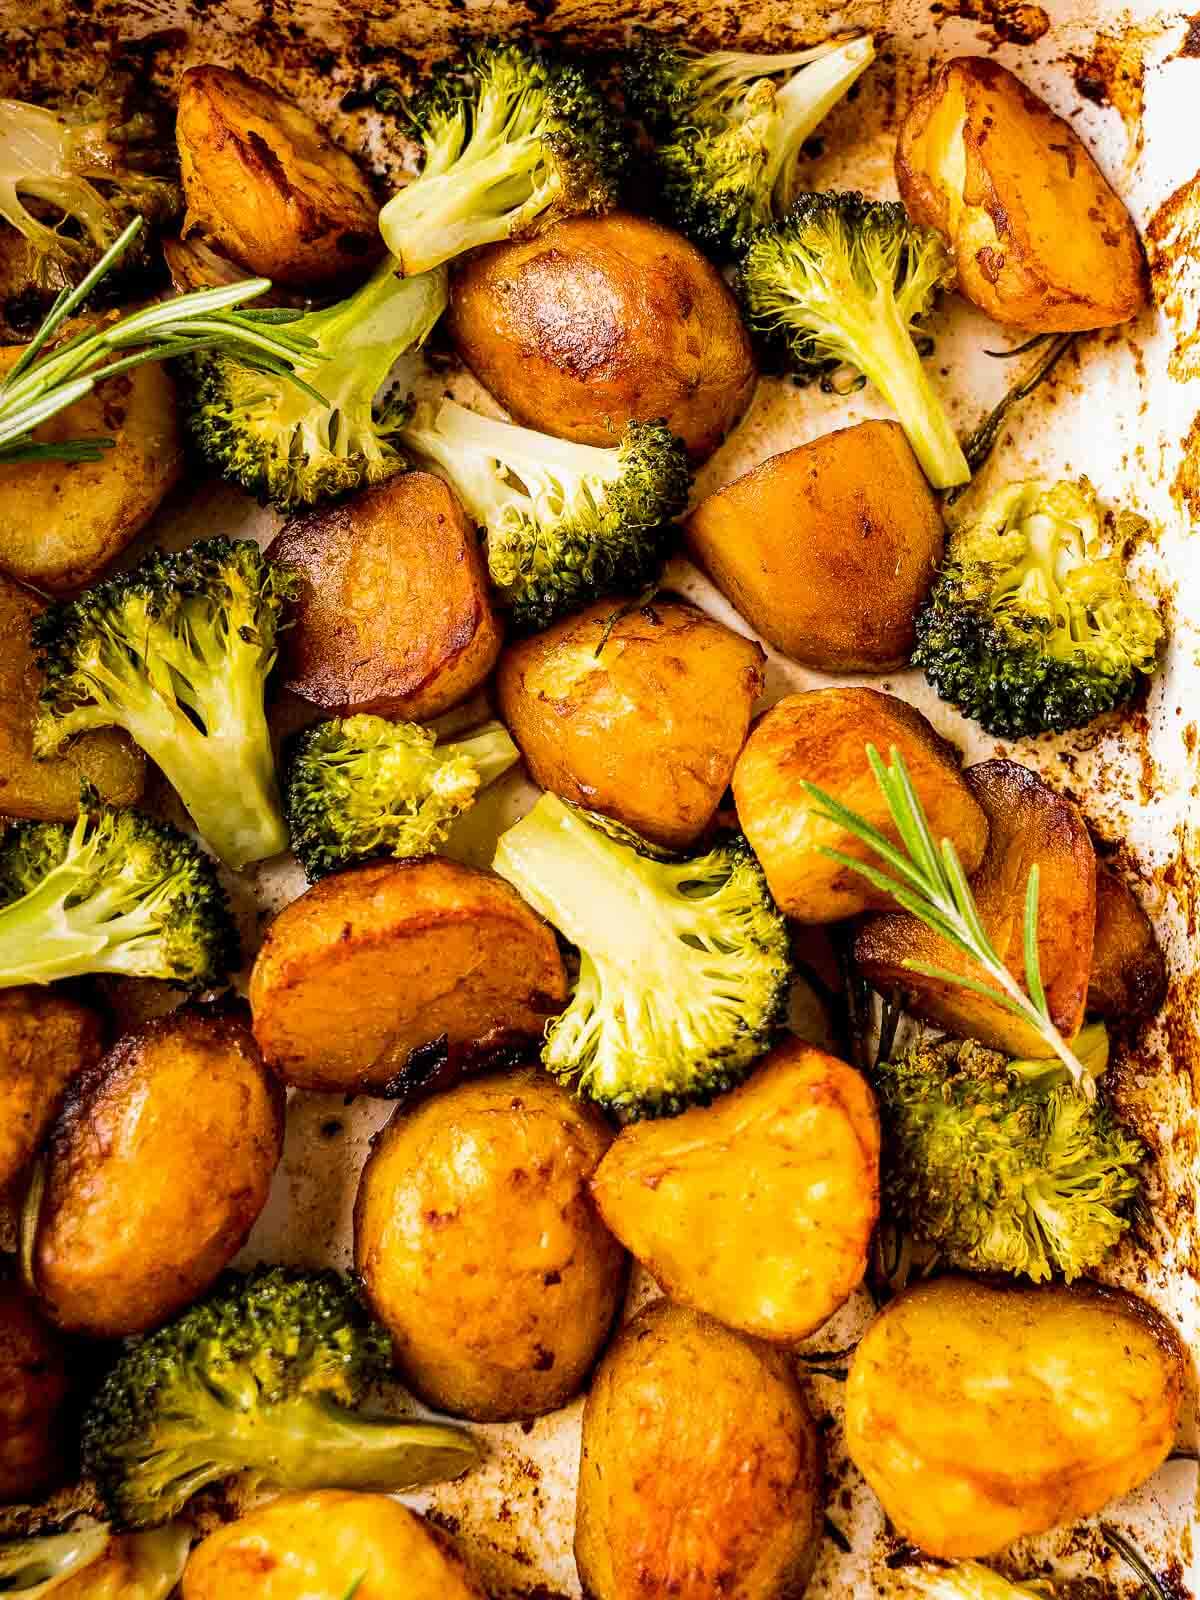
[855,299,969,489]
[440,723,520,789]
[766,37,875,206]
[0,871,179,985]
[379,138,546,275]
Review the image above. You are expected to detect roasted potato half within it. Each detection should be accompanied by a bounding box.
[592,1040,878,1342]
[896,57,1145,332]
[846,1276,1186,1557]
[0,347,182,594]
[576,1299,823,1600]
[177,65,382,288]
[268,472,502,721]
[448,212,756,460]
[25,1007,284,1338]
[355,1070,625,1421]
[686,422,944,671]
[498,598,765,849]
[732,688,988,923]
[855,758,1095,1055]
[0,1278,71,1503]
[0,988,103,1192]
[1089,865,1167,1023]
[250,858,568,1094]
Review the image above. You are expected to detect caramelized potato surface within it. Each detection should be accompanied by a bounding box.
[355,1070,625,1420]
[732,688,988,923]
[0,1279,70,1503]
[448,213,756,460]
[249,858,568,1094]
[686,422,944,670]
[1088,865,1167,1022]
[576,1300,823,1600]
[0,988,103,1191]
[498,598,765,849]
[591,1040,878,1342]
[268,472,502,720]
[845,1276,1186,1557]
[896,57,1145,331]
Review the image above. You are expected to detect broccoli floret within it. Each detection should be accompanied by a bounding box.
[493,794,791,1117]
[401,399,690,632]
[284,713,520,881]
[32,538,297,871]
[875,1027,1144,1283]
[737,191,969,489]
[377,40,628,276]
[0,1524,190,1598]
[623,34,875,257]
[81,1265,479,1529]
[912,478,1165,738]
[186,259,447,511]
[0,797,237,989]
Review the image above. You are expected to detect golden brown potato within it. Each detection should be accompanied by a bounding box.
[855,758,1096,1055]
[896,57,1146,332]
[732,688,988,923]
[498,598,765,849]
[268,472,502,721]
[250,857,568,1094]
[0,347,182,594]
[1089,865,1167,1023]
[355,1069,625,1420]
[576,1300,823,1600]
[25,1007,284,1338]
[591,1040,878,1342]
[0,1278,71,1503]
[0,988,103,1192]
[0,572,144,819]
[448,213,756,460]
[177,65,382,288]
[182,1491,485,1600]
[686,422,944,671]
[845,1276,1186,1557]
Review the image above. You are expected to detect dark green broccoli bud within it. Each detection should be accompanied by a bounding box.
[0,797,237,989]
[186,260,447,511]
[623,34,875,257]
[493,793,791,1118]
[284,713,520,881]
[912,478,1165,738]
[0,1523,190,1597]
[875,1026,1144,1283]
[401,399,690,633]
[81,1265,479,1530]
[32,538,297,871]
[377,40,628,276]
[737,191,969,489]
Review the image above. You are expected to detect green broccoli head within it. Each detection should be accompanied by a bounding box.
[377,39,628,276]
[737,190,968,488]
[876,1027,1144,1283]
[401,399,690,632]
[284,713,519,881]
[493,794,792,1118]
[623,34,875,257]
[186,260,448,512]
[0,797,238,989]
[912,478,1165,737]
[0,1525,190,1598]
[32,538,297,870]
[81,1265,479,1530]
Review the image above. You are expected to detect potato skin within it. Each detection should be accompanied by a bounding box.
[0,348,181,594]
[686,422,944,670]
[498,598,765,849]
[591,1040,878,1342]
[0,1279,71,1503]
[896,57,1145,332]
[0,988,104,1192]
[177,65,382,288]
[355,1069,625,1421]
[732,688,989,923]
[26,1007,284,1338]
[268,472,502,720]
[448,213,756,460]
[576,1300,823,1600]
[845,1276,1186,1557]
[250,858,568,1094]
[1088,865,1166,1023]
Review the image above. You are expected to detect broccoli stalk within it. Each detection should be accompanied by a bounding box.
[401,399,690,632]
[905,1563,1052,1599]
[284,714,520,880]
[0,798,237,989]
[0,1524,191,1599]
[493,794,791,1117]
[737,191,969,489]
[32,539,297,871]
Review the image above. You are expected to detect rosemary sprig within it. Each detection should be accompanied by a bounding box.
[803,744,1093,1095]
[341,1578,367,1600]
[946,331,1077,503]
